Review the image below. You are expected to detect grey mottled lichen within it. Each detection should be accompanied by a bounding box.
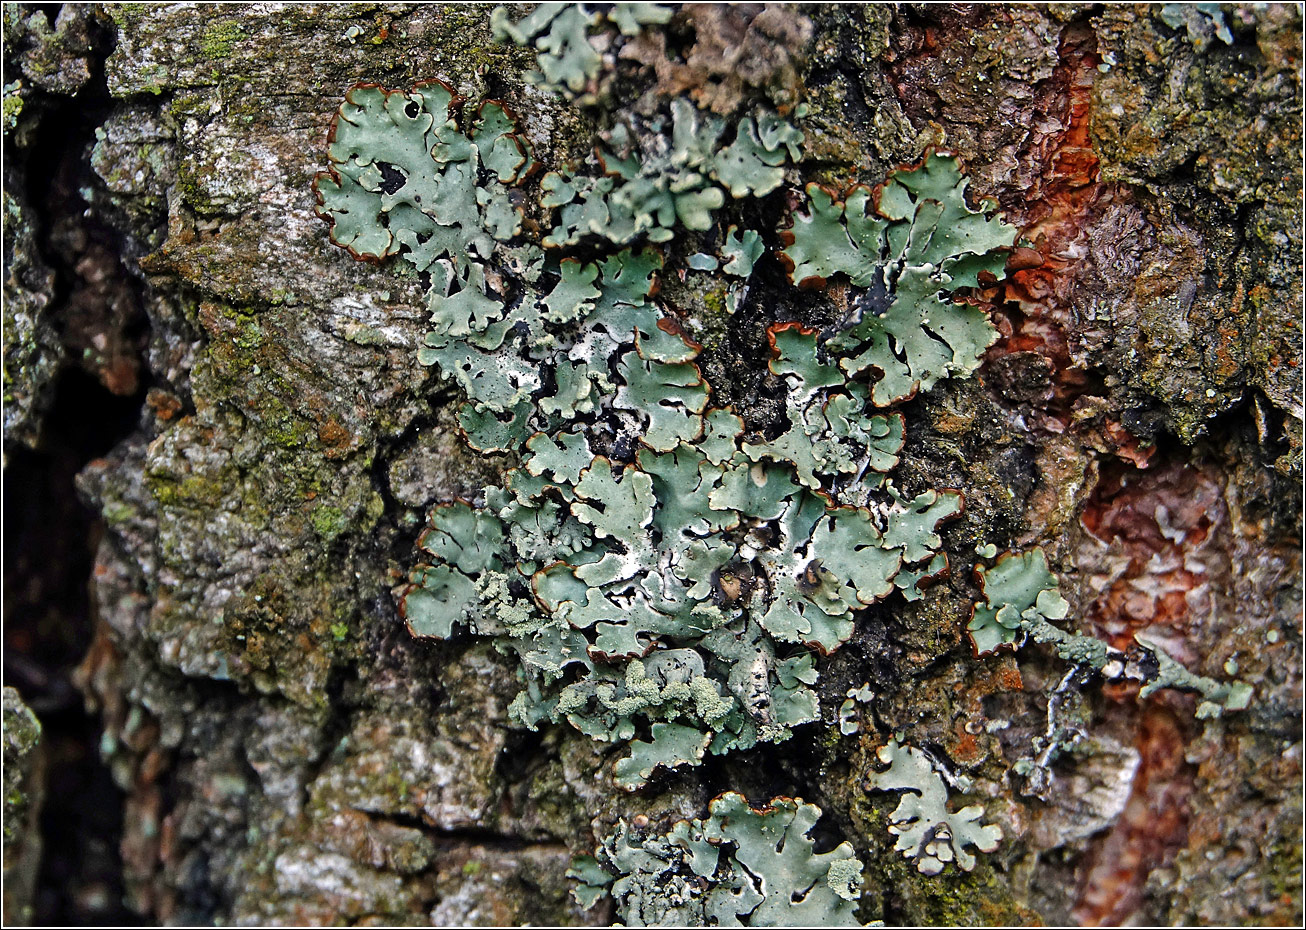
[569,792,865,925]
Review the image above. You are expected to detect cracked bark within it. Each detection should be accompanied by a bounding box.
[2,3,1300,926]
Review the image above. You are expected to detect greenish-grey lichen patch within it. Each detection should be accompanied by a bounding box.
[491,3,673,100]
[314,81,533,270]
[539,100,802,250]
[869,739,1002,876]
[570,792,864,925]
[783,152,1016,406]
[968,548,1065,656]
[314,11,1022,798]
[1136,634,1253,719]
[313,89,1012,788]
[972,547,1253,718]
[1157,3,1234,52]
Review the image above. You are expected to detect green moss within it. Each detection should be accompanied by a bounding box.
[1165,403,1208,445]
[205,347,318,452]
[200,19,244,59]
[262,404,316,451]
[851,793,1032,925]
[1266,831,1305,905]
[175,162,224,216]
[149,473,228,509]
[101,500,135,524]
[137,64,169,96]
[311,504,348,541]
[230,316,264,351]
[168,92,211,122]
[362,490,385,531]
[434,7,544,75]
[209,568,357,710]
[264,288,298,306]
[696,283,732,350]
[106,3,148,27]
[799,84,868,172]
[899,864,1033,926]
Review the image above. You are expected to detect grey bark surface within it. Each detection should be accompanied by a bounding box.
[2,3,1301,926]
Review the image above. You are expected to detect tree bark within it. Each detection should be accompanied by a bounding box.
[3,3,1301,925]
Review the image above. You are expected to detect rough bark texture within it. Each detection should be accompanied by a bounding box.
[3,687,44,925]
[2,3,1301,926]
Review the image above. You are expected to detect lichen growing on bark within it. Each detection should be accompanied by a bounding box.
[570,792,865,925]
[313,71,1018,800]
[4,3,1298,926]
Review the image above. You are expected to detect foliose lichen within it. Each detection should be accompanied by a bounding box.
[970,547,1252,719]
[314,81,534,270]
[780,152,1014,406]
[539,98,803,249]
[313,49,1018,790]
[1157,2,1235,52]
[869,739,1003,876]
[568,792,865,926]
[314,5,1031,908]
[838,682,874,736]
[491,3,673,101]
[968,548,1068,657]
